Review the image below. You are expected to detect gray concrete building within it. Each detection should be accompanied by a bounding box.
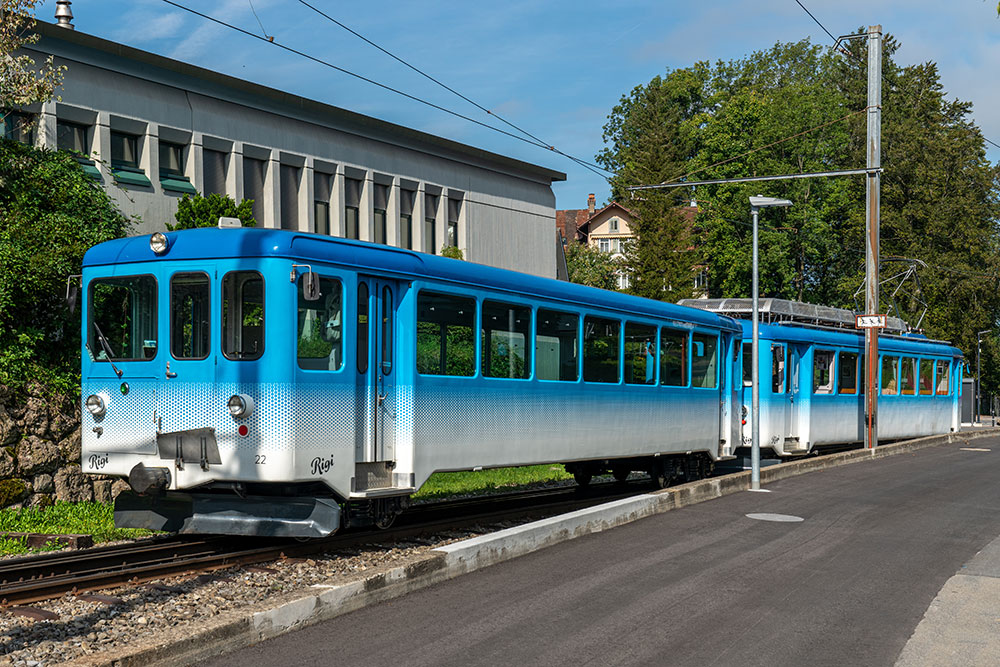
[8,16,565,278]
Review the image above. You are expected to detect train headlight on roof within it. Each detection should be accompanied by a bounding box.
[149,232,169,255]
[228,394,255,418]
[85,394,106,418]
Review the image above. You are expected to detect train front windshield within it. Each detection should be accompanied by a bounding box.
[88,275,158,361]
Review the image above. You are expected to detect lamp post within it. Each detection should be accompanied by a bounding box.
[976,329,990,425]
[749,196,792,491]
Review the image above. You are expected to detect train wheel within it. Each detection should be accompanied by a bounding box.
[574,470,593,487]
[612,467,630,484]
[648,464,669,490]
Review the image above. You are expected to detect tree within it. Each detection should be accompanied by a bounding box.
[0,140,130,398]
[440,244,464,260]
[563,242,619,291]
[168,192,256,230]
[1,0,65,111]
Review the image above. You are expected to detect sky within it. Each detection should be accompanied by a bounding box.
[55,0,1000,211]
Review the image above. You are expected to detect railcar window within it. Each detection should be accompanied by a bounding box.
[357,283,369,373]
[624,322,657,385]
[661,329,689,387]
[900,357,916,395]
[917,360,933,395]
[771,344,786,393]
[416,292,475,376]
[881,356,898,394]
[936,360,951,395]
[813,350,835,394]
[297,277,343,371]
[89,275,157,361]
[839,352,858,394]
[741,342,752,387]
[583,316,620,383]
[222,272,264,361]
[170,273,210,360]
[691,333,718,389]
[481,301,530,379]
[536,309,578,381]
[381,286,393,375]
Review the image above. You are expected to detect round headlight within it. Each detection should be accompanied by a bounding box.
[228,394,254,418]
[150,232,169,255]
[86,394,106,417]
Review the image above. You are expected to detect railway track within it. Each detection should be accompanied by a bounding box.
[0,479,647,607]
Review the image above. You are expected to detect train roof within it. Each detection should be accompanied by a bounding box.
[83,228,742,333]
[739,320,964,359]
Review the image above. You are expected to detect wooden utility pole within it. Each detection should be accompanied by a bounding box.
[864,25,882,449]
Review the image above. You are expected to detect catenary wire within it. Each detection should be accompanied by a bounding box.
[160,0,610,180]
[295,0,612,177]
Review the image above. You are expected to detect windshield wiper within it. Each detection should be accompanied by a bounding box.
[92,321,123,378]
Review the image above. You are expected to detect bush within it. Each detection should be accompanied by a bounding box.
[0,139,131,399]
[169,192,256,230]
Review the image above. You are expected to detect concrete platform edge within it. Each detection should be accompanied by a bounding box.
[69,428,1000,667]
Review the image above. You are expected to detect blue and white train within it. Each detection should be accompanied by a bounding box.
[78,225,963,537]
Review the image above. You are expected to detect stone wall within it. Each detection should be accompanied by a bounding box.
[0,385,128,509]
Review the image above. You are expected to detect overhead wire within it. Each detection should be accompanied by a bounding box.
[295,0,612,178]
[160,0,610,180]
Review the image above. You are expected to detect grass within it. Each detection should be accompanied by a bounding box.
[0,501,155,556]
[413,463,574,501]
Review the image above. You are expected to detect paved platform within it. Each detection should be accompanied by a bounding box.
[190,431,1000,667]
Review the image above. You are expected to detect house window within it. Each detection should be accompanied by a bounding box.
[617,272,630,290]
[345,177,361,240]
[598,239,610,253]
[374,183,389,245]
[280,164,300,231]
[243,157,265,225]
[110,132,139,169]
[609,218,618,233]
[694,268,709,290]
[203,149,227,196]
[399,189,415,250]
[424,193,438,254]
[314,171,332,236]
[1,110,34,144]
[56,121,89,154]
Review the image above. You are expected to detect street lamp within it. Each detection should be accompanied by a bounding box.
[976,329,991,425]
[749,196,792,491]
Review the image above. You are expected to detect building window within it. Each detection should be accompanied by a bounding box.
[598,239,610,253]
[374,183,388,245]
[345,177,361,240]
[424,193,438,254]
[617,272,630,290]
[399,189,415,250]
[203,149,227,196]
[56,120,89,155]
[447,197,461,248]
[243,157,265,225]
[694,268,708,290]
[1,110,34,144]
[609,218,618,233]
[314,172,332,236]
[110,131,139,169]
[280,164,300,231]
[159,142,183,176]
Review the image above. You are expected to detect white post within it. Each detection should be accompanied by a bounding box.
[751,205,761,491]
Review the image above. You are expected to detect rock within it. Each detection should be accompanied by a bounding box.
[21,396,51,438]
[111,479,131,499]
[58,427,82,463]
[0,447,16,478]
[54,466,93,503]
[26,493,54,509]
[0,478,30,507]
[33,473,54,493]
[17,436,61,475]
[92,480,112,504]
[0,404,20,447]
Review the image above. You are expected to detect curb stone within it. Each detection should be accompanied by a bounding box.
[66,428,1000,667]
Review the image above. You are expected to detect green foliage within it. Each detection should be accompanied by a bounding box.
[0,1,66,109]
[598,36,1000,390]
[169,192,256,231]
[0,140,131,399]
[416,322,475,376]
[563,242,619,290]
[413,464,574,500]
[0,501,154,555]
[440,245,464,260]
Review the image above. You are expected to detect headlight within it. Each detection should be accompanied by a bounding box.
[149,232,169,255]
[85,394,106,417]
[228,394,255,418]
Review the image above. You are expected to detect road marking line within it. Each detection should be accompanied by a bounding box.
[960,447,991,452]
[746,513,804,522]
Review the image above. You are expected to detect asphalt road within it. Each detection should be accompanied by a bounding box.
[204,439,1000,667]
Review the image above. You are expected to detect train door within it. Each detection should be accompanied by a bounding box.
[785,344,803,444]
[356,276,401,470]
